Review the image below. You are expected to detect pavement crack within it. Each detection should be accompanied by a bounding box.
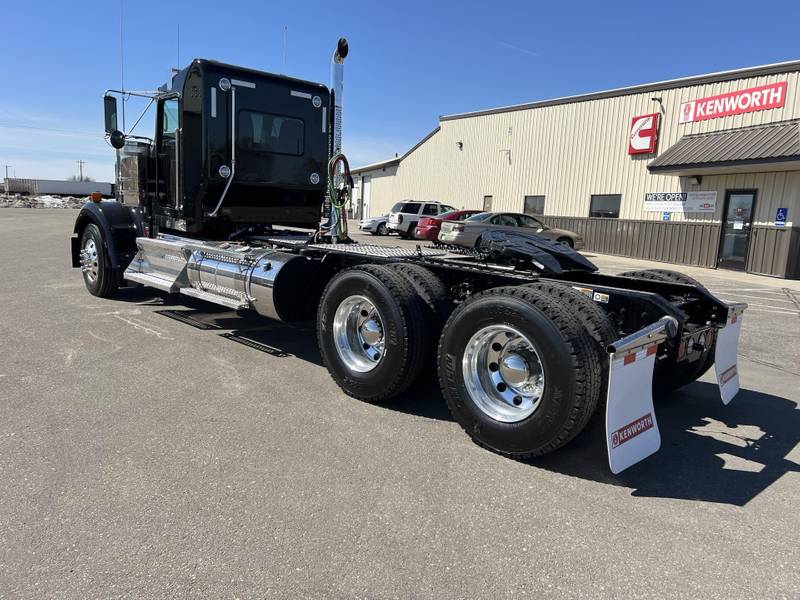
[781,287,800,318]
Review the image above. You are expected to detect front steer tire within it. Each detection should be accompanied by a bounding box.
[80,223,118,298]
[317,265,428,402]
[437,285,601,458]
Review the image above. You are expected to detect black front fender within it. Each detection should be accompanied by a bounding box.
[71,201,143,270]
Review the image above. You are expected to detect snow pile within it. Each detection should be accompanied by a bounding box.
[0,194,88,209]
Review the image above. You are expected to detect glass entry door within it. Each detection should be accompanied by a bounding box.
[719,191,756,270]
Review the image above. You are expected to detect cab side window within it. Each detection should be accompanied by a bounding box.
[161,100,179,138]
[422,204,439,216]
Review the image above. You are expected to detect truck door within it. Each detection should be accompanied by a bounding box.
[157,98,180,208]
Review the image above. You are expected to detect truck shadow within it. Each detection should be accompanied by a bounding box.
[531,382,800,506]
[119,287,799,506]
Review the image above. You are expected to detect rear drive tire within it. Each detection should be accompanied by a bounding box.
[79,223,118,298]
[526,282,618,422]
[437,285,601,458]
[317,265,428,402]
[388,263,451,369]
[619,268,715,393]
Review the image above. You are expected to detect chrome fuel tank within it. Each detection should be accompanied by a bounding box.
[125,235,317,321]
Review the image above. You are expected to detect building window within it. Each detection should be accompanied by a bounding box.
[589,194,621,218]
[483,195,493,211]
[523,195,545,215]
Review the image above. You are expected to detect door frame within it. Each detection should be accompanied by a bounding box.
[717,188,758,270]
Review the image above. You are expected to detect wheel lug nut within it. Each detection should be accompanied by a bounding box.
[513,396,522,406]
[496,382,507,392]
[489,362,499,372]
[491,342,502,351]
[360,309,369,317]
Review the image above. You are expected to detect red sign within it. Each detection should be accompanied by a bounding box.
[628,112,660,154]
[679,81,787,124]
[611,413,654,448]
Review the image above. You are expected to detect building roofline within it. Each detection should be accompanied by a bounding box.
[440,59,800,122]
[350,157,401,174]
[351,126,441,174]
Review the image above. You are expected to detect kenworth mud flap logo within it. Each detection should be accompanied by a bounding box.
[611,413,655,448]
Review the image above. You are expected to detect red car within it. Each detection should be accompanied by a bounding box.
[413,209,482,241]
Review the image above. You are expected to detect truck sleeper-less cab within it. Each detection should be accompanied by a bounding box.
[71,39,747,473]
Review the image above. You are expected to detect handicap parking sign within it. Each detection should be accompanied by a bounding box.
[775,207,788,227]
[662,212,671,221]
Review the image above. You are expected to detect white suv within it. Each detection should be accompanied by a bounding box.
[388,201,456,238]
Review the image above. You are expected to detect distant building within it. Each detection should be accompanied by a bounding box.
[352,60,800,278]
[3,178,113,197]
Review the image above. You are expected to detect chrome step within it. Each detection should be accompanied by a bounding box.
[124,270,182,293]
[180,287,248,310]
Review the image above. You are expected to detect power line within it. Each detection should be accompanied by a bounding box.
[0,122,99,138]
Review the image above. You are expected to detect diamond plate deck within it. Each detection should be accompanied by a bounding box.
[306,243,448,258]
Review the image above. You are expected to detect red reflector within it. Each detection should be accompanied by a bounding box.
[623,353,636,365]
[646,345,657,356]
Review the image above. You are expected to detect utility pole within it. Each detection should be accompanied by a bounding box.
[76,160,86,181]
[2,165,11,180]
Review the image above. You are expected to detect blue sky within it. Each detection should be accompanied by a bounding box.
[2,0,799,182]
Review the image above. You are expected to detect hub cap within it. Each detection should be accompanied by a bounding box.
[462,325,545,422]
[333,295,386,373]
[80,238,99,283]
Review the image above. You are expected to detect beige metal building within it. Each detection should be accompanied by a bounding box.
[351,61,800,278]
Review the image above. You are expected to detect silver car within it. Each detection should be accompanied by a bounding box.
[358,214,391,235]
[438,212,585,249]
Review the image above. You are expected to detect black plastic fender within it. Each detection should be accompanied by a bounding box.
[71,201,143,270]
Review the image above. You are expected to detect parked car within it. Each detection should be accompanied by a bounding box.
[358,214,391,235]
[388,201,457,238]
[413,209,483,241]
[438,212,585,249]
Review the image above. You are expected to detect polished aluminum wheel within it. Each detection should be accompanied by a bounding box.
[333,295,386,373]
[80,238,99,283]
[462,325,545,422]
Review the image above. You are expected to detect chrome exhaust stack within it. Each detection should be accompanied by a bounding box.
[330,37,348,156]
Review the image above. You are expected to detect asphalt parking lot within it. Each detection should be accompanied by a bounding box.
[1,209,799,598]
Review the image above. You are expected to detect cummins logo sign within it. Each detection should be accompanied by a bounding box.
[628,112,660,154]
[679,81,787,124]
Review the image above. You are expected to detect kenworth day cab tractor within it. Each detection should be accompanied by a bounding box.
[71,39,746,473]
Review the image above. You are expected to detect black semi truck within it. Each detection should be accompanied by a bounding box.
[71,39,746,473]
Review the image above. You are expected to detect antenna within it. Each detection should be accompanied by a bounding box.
[282,25,287,70]
[119,0,125,130]
[177,23,180,68]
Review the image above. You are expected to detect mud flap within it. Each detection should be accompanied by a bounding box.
[605,317,674,474]
[714,304,746,405]
[606,343,661,474]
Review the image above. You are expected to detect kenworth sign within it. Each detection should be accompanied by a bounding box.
[679,81,787,124]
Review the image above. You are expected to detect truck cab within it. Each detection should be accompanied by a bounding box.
[108,60,332,237]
